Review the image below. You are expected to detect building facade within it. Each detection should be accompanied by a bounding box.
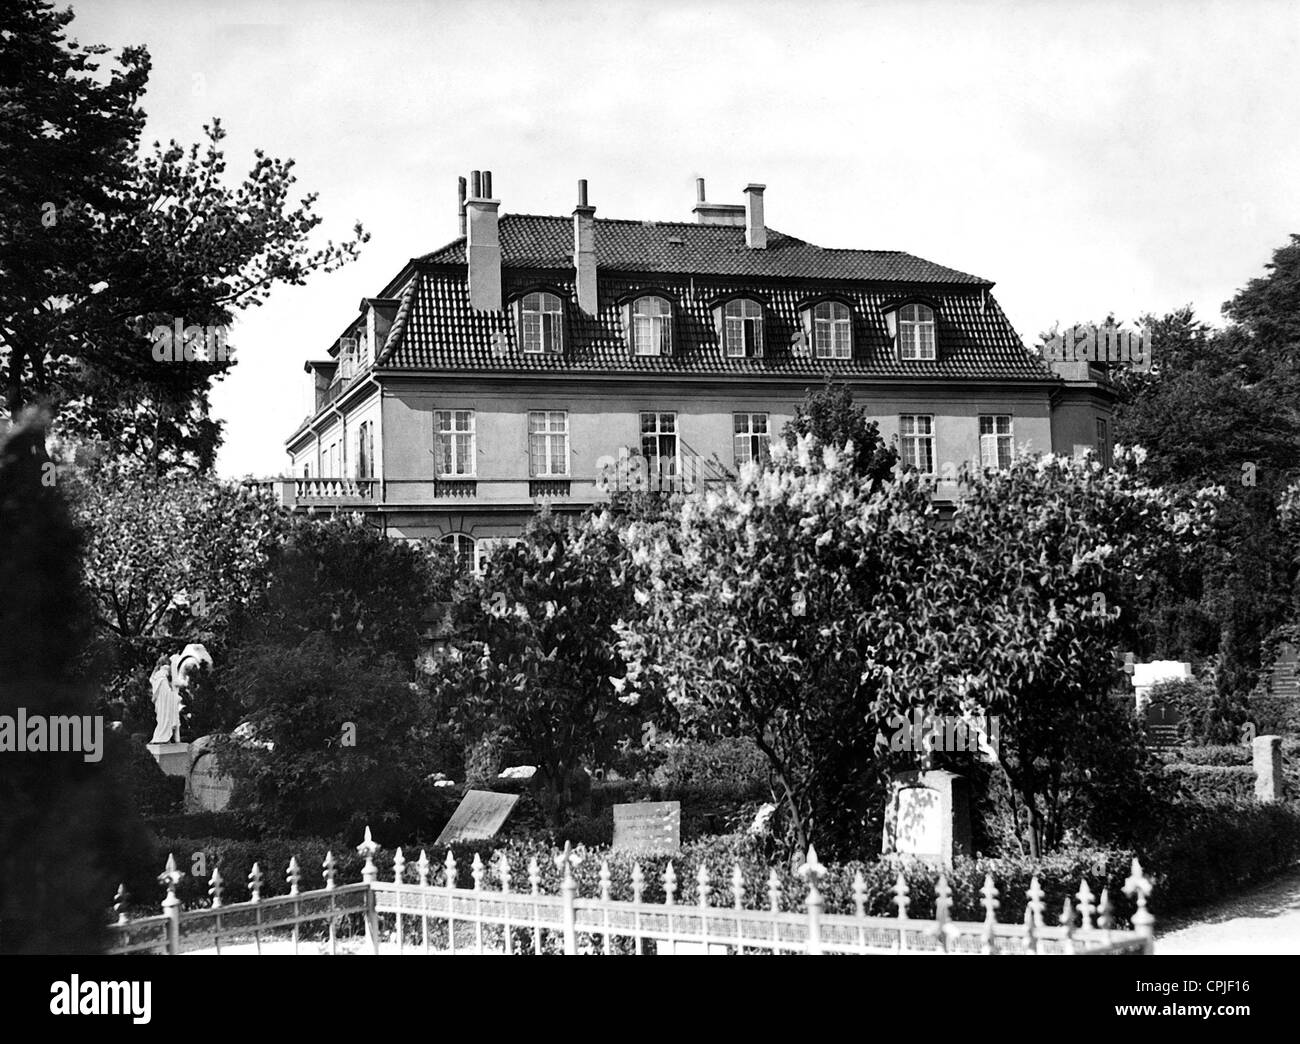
[279,172,1113,562]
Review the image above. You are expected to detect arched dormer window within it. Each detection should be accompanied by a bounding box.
[721,298,763,358]
[811,300,852,359]
[517,291,564,354]
[441,532,475,575]
[629,295,673,356]
[899,303,936,360]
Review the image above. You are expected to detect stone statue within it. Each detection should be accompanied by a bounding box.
[149,643,213,745]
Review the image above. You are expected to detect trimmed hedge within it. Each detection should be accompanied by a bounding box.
[1172,745,1250,767]
[125,801,1300,925]
[1164,763,1255,802]
[1249,696,1300,737]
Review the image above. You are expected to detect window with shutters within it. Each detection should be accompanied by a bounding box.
[900,415,935,474]
[434,410,475,477]
[899,304,936,360]
[813,301,852,359]
[640,411,679,475]
[520,291,563,354]
[632,296,673,356]
[734,412,770,468]
[528,410,569,477]
[979,415,1012,470]
[724,299,764,358]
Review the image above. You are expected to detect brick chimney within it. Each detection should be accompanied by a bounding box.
[465,169,501,311]
[692,177,746,227]
[573,178,597,316]
[744,183,766,249]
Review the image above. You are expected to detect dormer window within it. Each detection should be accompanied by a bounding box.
[631,295,673,356]
[813,301,852,359]
[899,304,936,360]
[520,291,563,354]
[723,299,763,357]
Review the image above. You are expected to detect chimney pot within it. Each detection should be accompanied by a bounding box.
[578,178,588,207]
[457,176,467,236]
[744,183,767,249]
[482,170,493,198]
[696,177,706,203]
[470,170,482,198]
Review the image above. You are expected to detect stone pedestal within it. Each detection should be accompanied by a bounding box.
[1254,734,1283,803]
[883,769,972,864]
[146,741,191,778]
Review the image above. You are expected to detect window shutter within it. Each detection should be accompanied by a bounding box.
[661,307,673,356]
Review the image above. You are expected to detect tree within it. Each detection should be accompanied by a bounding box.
[0,411,145,952]
[214,635,437,836]
[438,511,647,825]
[616,436,945,858]
[781,381,897,486]
[1,2,367,472]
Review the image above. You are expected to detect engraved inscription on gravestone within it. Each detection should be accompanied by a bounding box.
[434,789,520,845]
[612,800,681,854]
[185,734,234,812]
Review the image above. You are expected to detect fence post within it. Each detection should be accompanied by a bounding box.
[323,851,338,955]
[418,850,431,955]
[158,853,184,956]
[528,856,542,955]
[632,863,645,956]
[498,853,513,956]
[446,848,459,954]
[891,871,910,953]
[1123,858,1155,955]
[979,874,1000,955]
[472,853,485,954]
[208,866,224,956]
[248,863,263,955]
[557,842,578,955]
[767,868,782,953]
[393,846,406,956]
[797,846,825,955]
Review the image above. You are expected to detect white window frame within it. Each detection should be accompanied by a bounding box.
[521,292,563,354]
[434,410,476,477]
[813,301,852,359]
[442,533,476,575]
[724,299,763,358]
[899,304,937,361]
[528,410,570,477]
[632,296,673,356]
[979,415,1013,470]
[900,415,935,475]
[639,411,679,476]
[733,412,770,468]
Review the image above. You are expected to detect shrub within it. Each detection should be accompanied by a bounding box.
[1248,695,1300,737]
[103,729,185,815]
[1173,744,1250,766]
[649,738,771,798]
[1147,677,1249,745]
[1163,763,1255,803]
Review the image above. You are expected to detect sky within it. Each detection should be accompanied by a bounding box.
[73,0,1300,479]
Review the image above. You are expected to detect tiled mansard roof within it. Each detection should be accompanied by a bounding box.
[335,212,1053,382]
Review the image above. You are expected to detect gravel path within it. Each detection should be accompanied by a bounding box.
[1156,866,1300,955]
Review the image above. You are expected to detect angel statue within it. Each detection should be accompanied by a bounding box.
[149,643,214,744]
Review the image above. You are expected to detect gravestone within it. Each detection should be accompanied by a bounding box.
[613,801,681,855]
[185,734,234,812]
[1142,696,1183,750]
[435,789,520,845]
[1254,734,1283,802]
[882,770,971,864]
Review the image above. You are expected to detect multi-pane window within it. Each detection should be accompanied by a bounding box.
[979,415,1013,470]
[521,292,563,354]
[900,415,935,474]
[442,533,475,575]
[640,411,678,474]
[899,304,936,360]
[813,301,852,359]
[528,410,569,477]
[1096,417,1111,467]
[734,413,770,468]
[356,421,374,478]
[632,296,673,356]
[724,299,763,357]
[434,410,475,476]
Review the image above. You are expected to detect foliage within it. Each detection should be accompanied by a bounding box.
[1146,677,1248,746]
[437,510,648,825]
[213,635,443,837]
[1162,763,1255,803]
[1172,744,1250,766]
[1247,694,1300,736]
[781,380,897,486]
[0,2,368,472]
[649,737,771,794]
[103,728,184,815]
[0,410,149,952]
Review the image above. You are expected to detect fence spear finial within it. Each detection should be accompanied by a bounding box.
[248,862,263,903]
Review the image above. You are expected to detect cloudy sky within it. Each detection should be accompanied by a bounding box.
[76,0,1300,479]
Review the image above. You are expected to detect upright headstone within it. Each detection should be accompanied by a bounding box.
[1254,734,1283,803]
[434,790,520,845]
[185,734,235,812]
[613,801,681,855]
[882,770,971,864]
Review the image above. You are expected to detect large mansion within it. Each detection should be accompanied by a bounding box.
[276,172,1113,564]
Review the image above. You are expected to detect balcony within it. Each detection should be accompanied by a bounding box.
[250,477,378,510]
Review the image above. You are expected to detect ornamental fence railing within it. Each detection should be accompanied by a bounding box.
[106,829,1155,956]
